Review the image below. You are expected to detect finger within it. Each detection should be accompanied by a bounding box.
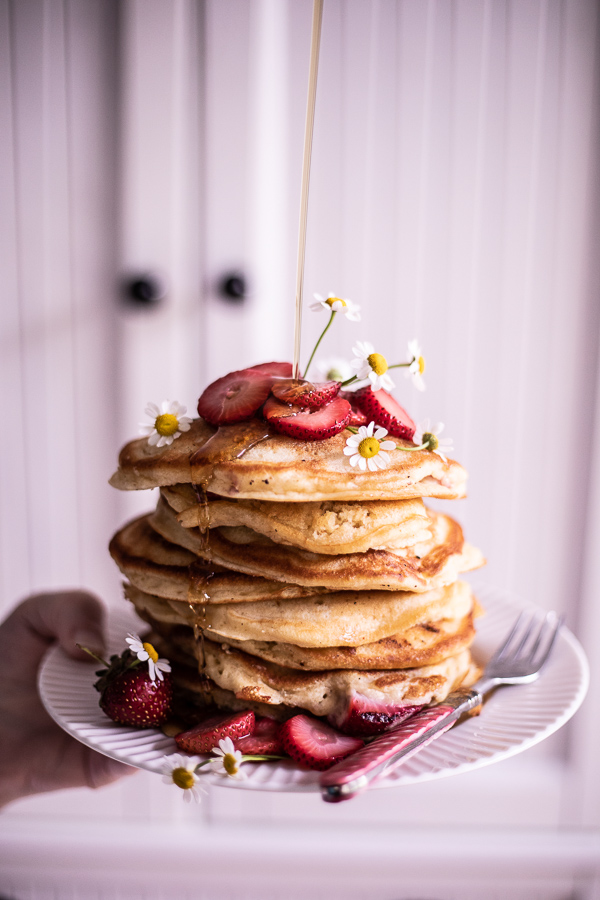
[84,751,138,790]
[0,591,107,680]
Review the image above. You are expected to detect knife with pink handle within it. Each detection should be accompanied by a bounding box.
[320,690,479,802]
[320,610,561,802]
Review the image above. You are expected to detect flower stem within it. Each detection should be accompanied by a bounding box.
[396,443,426,452]
[303,310,336,378]
[240,754,288,762]
[340,375,358,388]
[76,645,110,667]
[345,426,358,434]
[387,362,410,370]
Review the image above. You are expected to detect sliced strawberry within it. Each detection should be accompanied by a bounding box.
[175,710,254,753]
[280,714,363,771]
[352,387,416,440]
[271,379,341,410]
[262,396,351,441]
[249,361,293,377]
[197,370,273,426]
[340,390,367,427]
[234,716,283,755]
[328,694,423,737]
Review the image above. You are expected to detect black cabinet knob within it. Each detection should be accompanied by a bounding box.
[123,274,166,307]
[218,272,247,301]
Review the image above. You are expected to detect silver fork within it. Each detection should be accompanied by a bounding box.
[321,610,562,803]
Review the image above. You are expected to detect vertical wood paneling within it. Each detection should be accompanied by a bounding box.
[202,0,255,378]
[42,0,81,586]
[0,0,121,608]
[0,0,32,602]
[65,0,121,598]
[298,0,599,625]
[118,0,204,524]
[9,0,48,595]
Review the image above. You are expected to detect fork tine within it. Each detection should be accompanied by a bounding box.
[492,612,527,662]
[512,611,539,657]
[528,612,562,670]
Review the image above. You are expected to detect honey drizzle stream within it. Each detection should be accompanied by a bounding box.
[186,421,273,675]
[293,0,324,379]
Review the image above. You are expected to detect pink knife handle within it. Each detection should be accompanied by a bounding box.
[321,689,482,801]
[321,705,454,789]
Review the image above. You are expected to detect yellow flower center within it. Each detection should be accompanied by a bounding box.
[358,437,380,459]
[172,767,195,790]
[223,754,239,776]
[326,296,346,308]
[422,432,438,451]
[142,642,159,663]
[367,353,388,375]
[155,413,179,436]
[417,355,425,375]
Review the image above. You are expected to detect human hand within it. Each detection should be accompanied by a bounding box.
[0,590,136,808]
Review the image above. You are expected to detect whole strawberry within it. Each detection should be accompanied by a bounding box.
[91,638,173,727]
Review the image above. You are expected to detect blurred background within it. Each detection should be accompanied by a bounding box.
[1,0,600,897]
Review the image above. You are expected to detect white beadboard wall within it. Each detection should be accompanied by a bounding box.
[1,0,122,606]
[299,0,600,622]
[1,0,600,897]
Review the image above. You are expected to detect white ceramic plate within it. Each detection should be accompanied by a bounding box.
[39,585,589,793]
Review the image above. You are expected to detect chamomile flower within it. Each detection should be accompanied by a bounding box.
[350,342,395,391]
[413,420,454,463]
[140,400,193,448]
[343,422,396,471]
[310,293,361,322]
[317,356,353,383]
[125,633,171,683]
[161,754,205,803]
[209,737,246,780]
[406,339,426,391]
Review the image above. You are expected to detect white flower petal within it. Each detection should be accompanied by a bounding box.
[358,456,367,471]
[145,403,160,417]
[343,445,357,456]
[380,441,396,451]
[148,431,161,446]
[349,454,360,467]
[374,426,388,440]
[218,737,236,756]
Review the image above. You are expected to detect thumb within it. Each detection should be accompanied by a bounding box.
[0,591,107,681]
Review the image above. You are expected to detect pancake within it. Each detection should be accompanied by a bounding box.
[195,638,475,719]
[161,484,432,554]
[124,578,474,649]
[132,587,477,671]
[149,495,485,593]
[109,418,468,501]
[109,514,324,603]
[159,647,302,723]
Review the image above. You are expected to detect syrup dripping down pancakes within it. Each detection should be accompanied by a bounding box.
[109,393,485,736]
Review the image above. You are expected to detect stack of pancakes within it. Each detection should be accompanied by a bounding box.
[109,417,485,732]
